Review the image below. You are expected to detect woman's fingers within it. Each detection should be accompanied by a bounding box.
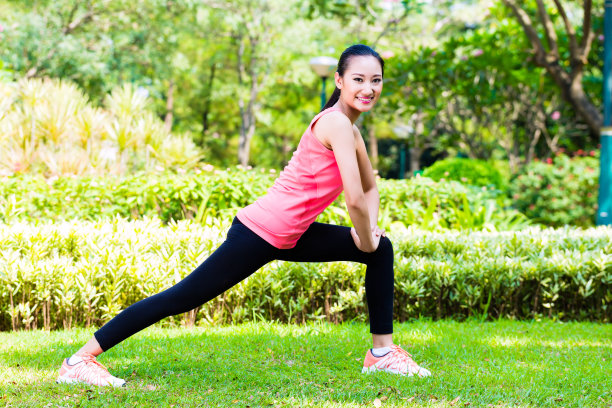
[372,226,386,237]
[350,227,361,248]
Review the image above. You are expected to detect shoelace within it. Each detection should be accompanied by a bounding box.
[390,345,413,359]
[384,345,420,373]
[73,354,112,385]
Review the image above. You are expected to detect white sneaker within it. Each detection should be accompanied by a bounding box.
[362,344,431,377]
[57,353,126,387]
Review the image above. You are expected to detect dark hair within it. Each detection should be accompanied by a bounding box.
[320,44,385,112]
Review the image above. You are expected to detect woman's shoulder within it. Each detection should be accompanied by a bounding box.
[314,110,352,134]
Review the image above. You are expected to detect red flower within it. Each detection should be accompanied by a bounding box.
[546,158,553,164]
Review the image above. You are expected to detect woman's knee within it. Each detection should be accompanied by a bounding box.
[381,235,393,249]
[376,236,394,257]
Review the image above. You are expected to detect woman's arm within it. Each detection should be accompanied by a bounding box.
[314,112,379,252]
[353,125,379,228]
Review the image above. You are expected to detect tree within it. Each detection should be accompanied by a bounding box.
[0,0,115,99]
[502,0,602,138]
[305,0,420,170]
[203,0,299,166]
[385,15,573,169]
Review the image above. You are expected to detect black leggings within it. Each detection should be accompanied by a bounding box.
[94,218,394,351]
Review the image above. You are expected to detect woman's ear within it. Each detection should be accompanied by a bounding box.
[334,71,342,89]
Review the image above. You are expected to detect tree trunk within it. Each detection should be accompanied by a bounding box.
[238,115,255,167]
[164,80,174,133]
[503,0,601,139]
[568,71,601,139]
[235,31,261,167]
[543,64,601,140]
[201,63,216,137]
[409,146,422,176]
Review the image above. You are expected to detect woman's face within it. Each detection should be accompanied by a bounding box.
[335,55,383,114]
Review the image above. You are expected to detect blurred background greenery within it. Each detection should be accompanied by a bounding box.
[0,0,606,226]
[1,0,611,330]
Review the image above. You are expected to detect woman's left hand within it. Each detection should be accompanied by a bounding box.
[372,225,386,238]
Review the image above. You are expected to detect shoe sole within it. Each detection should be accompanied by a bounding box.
[56,376,126,387]
[362,365,431,377]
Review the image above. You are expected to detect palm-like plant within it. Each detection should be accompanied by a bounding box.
[0,79,203,176]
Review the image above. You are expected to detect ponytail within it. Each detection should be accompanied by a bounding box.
[320,87,341,112]
[317,44,384,113]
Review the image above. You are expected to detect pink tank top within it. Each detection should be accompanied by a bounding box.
[236,107,344,249]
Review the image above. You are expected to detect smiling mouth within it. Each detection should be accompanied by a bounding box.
[357,97,373,104]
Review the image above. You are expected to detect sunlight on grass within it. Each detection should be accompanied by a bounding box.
[486,335,611,349]
[1,321,610,407]
[487,335,531,347]
[0,365,54,386]
[538,339,612,348]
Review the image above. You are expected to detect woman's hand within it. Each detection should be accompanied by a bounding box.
[372,225,386,238]
[350,226,385,253]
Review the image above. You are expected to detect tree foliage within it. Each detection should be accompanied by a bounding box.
[502,0,603,138]
[0,0,604,171]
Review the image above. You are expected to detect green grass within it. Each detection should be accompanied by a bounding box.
[1,320,610,407]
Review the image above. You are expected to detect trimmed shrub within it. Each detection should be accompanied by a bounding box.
[0,170,529,231]
[509,154,599,227]
[423,158,507,190]
[0,219,609,332]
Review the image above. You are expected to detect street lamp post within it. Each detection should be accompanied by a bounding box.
[599,0,612,225]
[309,56,337,110]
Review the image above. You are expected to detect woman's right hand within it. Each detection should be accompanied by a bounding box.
[350,227,382,253]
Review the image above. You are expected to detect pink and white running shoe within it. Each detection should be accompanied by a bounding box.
[57,353,126,387]
[362,344,431,377]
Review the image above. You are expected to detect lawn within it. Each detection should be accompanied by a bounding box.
[1,320,610,407]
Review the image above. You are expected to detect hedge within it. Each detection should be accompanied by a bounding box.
[0,169,528,231]
[1,218,609,332]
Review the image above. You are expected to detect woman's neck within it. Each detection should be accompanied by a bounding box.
[333,100,361,124]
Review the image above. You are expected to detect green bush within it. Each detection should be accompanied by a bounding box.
[0,219,609,332]
[0,169,529,231]
[423,158,507,190]
[509,154,599,227]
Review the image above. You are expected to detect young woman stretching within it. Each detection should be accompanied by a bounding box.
[57,44,431,387]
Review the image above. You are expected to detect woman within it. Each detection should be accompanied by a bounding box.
[57,44,431,387]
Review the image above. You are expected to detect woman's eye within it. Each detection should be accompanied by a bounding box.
[354,78,363,82]
[373,79,381,83]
